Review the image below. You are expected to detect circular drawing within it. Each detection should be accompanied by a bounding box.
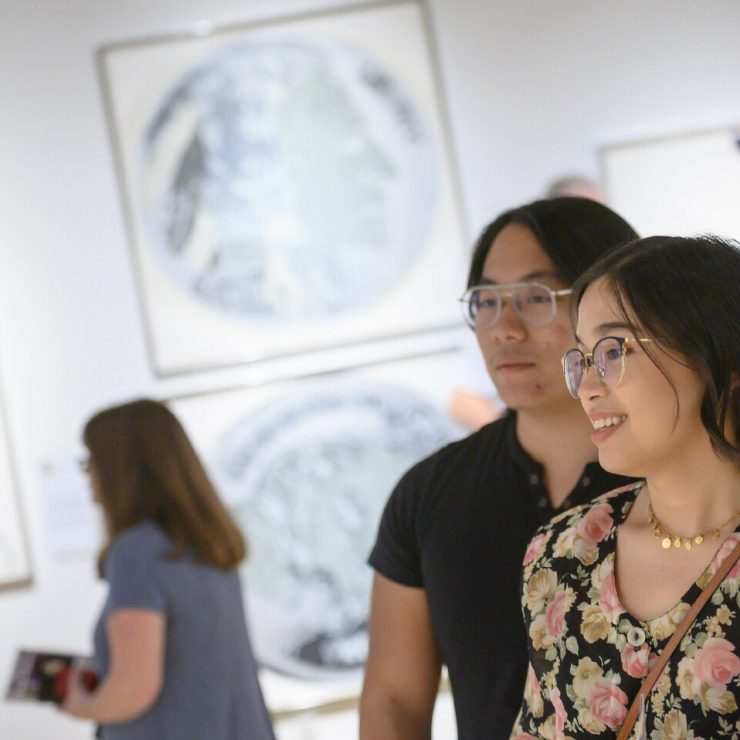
[213,381,460,680]
[139,34,436,320]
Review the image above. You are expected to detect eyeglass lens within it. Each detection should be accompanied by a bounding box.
[564,337,625,397]
[464,284,556,329]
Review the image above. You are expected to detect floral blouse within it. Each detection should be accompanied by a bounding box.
[511,483,740,739]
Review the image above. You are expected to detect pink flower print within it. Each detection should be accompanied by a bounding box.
[572,536,599,566]
[620,643,650,678]
[598,572,622,621]
[527,663,541,693]
[586,677,628,730]
[523,532,549,566]
[511,734,538,740]
[693,637,740,690]
[710,534,740,580]
[545,588,573,639]
[550,688,566,737]
[602,483,637,499]
[575,503,614,545]
[524,663,544,717]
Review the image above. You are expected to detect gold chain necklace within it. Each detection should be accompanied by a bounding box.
[647,503,740,550]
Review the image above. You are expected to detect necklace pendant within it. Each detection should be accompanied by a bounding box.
[647,500,740,552]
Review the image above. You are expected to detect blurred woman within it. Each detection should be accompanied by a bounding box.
[61,399,275,740]
[512,236,740,737]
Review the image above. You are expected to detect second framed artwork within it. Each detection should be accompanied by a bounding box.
[601,124,740,239]
[98,0,468,376]
[169,350,466,710]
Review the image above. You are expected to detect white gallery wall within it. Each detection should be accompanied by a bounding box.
[1,1,740,738]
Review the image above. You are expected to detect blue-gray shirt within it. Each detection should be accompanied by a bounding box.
[93,521,275,740]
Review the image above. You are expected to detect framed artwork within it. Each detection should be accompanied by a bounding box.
[169,350,465,710]
[97,0,468,376]
[601,124,740,239]
[0,392,32,589]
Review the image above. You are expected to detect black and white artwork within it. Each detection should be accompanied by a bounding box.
[98,1,467,375]
[170,352,465,683]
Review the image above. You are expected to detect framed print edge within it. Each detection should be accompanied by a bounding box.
[166,348,467,702]
[599,121,740,239]
[0,375,33,591]
[94,46,163,380]
[165,338,463,403]
[96,0,470,377]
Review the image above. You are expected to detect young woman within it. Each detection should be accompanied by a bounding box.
[512,235,740,738]
[61,399,275,740]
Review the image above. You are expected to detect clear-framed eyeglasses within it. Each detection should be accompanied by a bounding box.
[562,336,653,399]
[459,282,573,331]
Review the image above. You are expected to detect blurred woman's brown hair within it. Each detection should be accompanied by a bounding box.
[83,398,246,575]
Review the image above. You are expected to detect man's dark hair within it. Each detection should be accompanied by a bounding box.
[467,197,638,288]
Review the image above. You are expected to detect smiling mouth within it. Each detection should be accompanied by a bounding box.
[591,415,627,430]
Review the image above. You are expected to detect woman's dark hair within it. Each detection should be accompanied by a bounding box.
[84,399,247,575]
[467,197,638,288]
[572,235,740,462]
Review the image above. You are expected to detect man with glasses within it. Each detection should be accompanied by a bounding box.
[360,198,638,739]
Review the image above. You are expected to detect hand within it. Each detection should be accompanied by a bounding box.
[59,668,96,719]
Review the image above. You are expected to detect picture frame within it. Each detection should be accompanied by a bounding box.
[97,0,469,376]
[0,388,32,590]
[601,123,740,239]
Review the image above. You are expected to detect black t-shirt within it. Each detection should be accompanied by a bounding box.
[368,411,632,739]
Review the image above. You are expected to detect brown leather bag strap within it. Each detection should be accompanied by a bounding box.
[617,539,740,740]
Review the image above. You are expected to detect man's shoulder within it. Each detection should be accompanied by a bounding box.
[400,413,511,484]
[417,412,511,469]
[369,415,514,585]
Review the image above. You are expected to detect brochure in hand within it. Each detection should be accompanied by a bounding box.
[6,649,98,704]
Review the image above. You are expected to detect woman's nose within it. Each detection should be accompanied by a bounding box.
[577,361,607,401]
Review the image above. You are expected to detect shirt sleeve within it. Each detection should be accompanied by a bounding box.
[367,461,428,588]
[104,529,167,614]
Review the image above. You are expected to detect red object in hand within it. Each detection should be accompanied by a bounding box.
[54,667,99,703]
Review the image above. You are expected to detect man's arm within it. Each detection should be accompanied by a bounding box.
[360,573,443,740]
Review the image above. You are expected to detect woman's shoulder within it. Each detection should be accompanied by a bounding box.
[523,481,644,569]
[108,521,171,562]
[554,481,642,531]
